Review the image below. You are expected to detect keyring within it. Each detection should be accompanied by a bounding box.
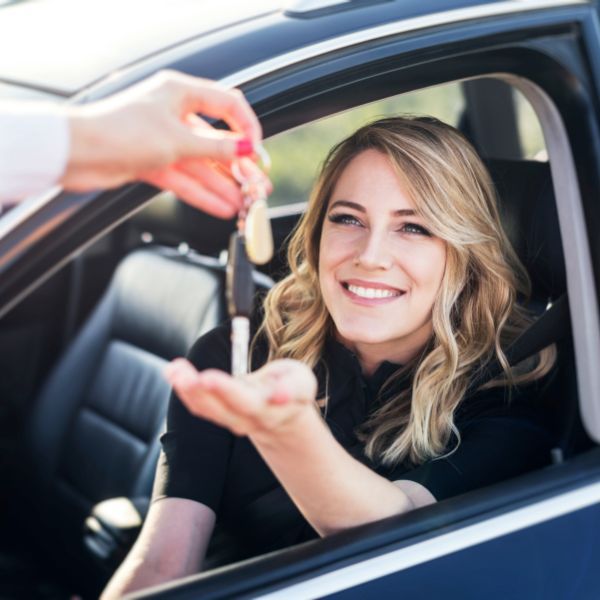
[255,143,271,173]
[231,143,271,233]
[231,143,271,185]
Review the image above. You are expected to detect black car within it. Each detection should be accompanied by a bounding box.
[1,1,599,598]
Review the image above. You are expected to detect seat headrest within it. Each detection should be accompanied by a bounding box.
[485,159,565,301]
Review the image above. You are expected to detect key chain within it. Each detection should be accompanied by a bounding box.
[231,144,274,262]
[227,145,274,377]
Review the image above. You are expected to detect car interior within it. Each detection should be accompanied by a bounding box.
[0,76,596,599]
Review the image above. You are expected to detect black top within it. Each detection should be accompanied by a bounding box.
[154,323,553,557]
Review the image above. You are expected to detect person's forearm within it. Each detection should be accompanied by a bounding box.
[101,535,204,600]
[101,498,215,599]
[250,408,414,536]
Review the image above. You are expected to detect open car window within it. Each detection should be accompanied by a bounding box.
[265,82,465,208]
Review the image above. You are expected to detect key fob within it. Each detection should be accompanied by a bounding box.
[226,232,255,318]
[245,198,274,265]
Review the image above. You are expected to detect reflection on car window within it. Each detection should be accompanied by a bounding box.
[265,83,464,208]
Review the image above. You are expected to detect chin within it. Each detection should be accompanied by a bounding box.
[335,322,396,347]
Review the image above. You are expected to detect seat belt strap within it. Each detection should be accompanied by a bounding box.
[468,293,570,392]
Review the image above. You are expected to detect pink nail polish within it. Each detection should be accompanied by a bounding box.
[235,138,254,157]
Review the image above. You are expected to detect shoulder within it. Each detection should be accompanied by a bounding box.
[455,374,551,425]
[390,380,554,501]
[187,322,231,371]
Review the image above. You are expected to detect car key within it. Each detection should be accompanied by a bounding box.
[227,146,273,376]
[226,230,254,377]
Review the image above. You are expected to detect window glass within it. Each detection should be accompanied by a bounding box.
[265,83,465,207]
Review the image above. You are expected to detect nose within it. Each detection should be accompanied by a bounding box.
[355,228,393,270]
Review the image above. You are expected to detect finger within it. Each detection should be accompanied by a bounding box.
[177,158,243,212]
[184,115,252,173]
[163,358,197,384]
[236,157,273,194]
[141,166,238,218]
[169,72,262,144]
[163,357,190,373]
[197,370,266,417]
[268,385,291,406]
[183,115,235,169]
[255,359,318,401]
[164,359,214,402]
[182,115,273,191]
[184,112,211,130]
[177,125,256,162]
[186,387,245,433]
[189,372,262,435]
[164,360,239,422]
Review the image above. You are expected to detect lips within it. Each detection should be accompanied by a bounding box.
[341,279,405,301]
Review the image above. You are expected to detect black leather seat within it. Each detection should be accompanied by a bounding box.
[486,159,565,306]
[13,246,228,596]
[486,158,592,459]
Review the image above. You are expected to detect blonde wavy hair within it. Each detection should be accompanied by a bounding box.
[256,116,555,467]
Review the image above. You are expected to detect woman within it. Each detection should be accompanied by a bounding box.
[102,116,555,598]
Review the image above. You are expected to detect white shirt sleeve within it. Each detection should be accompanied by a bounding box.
[0,103,70,204]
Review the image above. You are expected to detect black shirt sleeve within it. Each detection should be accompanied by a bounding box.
[384,384,554,501]
[153,324,235,513]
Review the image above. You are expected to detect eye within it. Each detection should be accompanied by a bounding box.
[328,213,363,227]
[399,222,432,237]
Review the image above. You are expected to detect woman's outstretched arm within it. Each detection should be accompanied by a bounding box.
[252,408,435,535]
[164,359,435,537]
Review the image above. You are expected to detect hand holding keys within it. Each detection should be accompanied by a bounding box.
[227,147,274,376]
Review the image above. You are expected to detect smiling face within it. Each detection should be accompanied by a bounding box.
[318,149,447,373]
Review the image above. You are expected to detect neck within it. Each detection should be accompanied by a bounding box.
[337,323,432,377]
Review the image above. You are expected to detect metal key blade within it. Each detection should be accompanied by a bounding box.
[231,315,250,377]
[226,232,255,376]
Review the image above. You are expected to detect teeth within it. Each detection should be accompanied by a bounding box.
[347,284,400,299]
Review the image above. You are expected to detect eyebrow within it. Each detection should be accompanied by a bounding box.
[328,200,416,217]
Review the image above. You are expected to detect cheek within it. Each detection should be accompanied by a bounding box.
[318,233,334,298]
[401,242,447,290]
[319,228,355,273]
[426,243,447,290]
[318,230,355,311]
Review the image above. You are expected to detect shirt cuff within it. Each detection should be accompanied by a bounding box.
[0,103,70,203]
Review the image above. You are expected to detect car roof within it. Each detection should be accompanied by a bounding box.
[0,0,572,98]
[0,0,282,96]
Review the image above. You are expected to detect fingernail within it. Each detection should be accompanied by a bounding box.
[235,138,254,157]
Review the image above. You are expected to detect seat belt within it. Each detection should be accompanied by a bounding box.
[468,293,570,393]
